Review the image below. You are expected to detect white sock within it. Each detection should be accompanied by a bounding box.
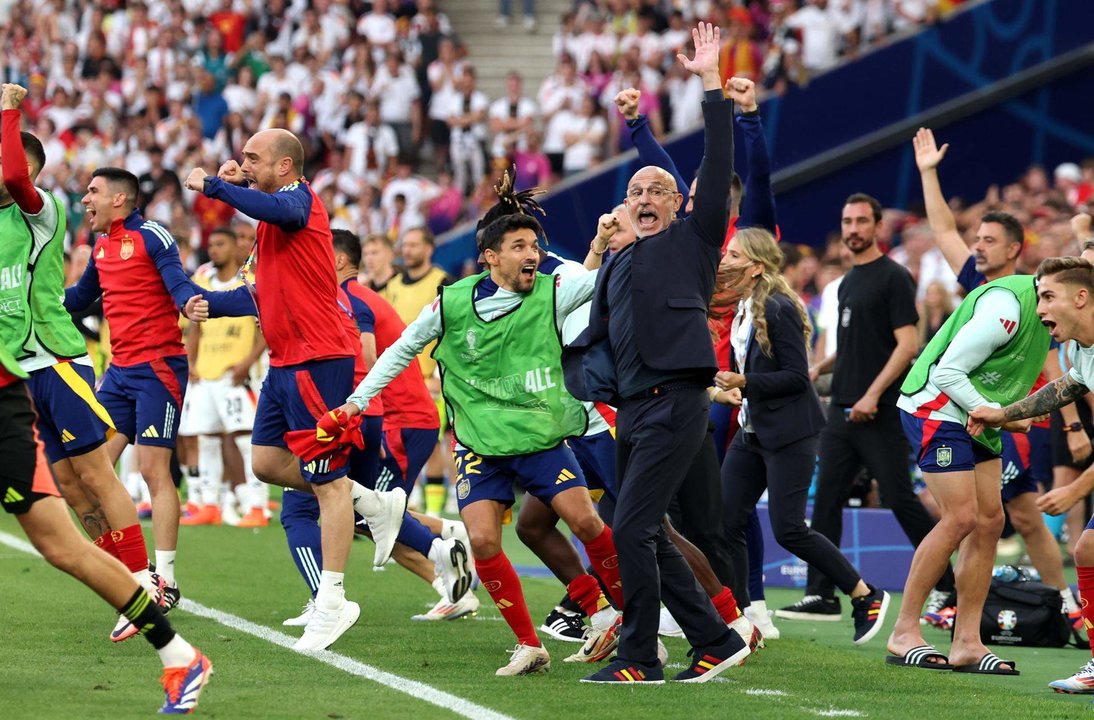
[155,550,177,586]
[315,570,346,610]
[1062,587,1080,614]
[232,434,268,511]
[350,484,376,516]
[748,600,769,615]
[134,568,154,592]
[197,435,223,506]
[431,575,447,598]
[157,635,197,668]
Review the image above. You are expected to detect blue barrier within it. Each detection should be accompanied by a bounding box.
[757,503,914,594]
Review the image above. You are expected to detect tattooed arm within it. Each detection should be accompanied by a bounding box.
[967,373,1088,436]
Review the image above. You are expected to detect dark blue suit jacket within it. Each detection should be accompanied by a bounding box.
[735,294,825,449]
[563,91,733,403]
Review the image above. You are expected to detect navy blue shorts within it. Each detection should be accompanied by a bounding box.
[1000,430,1042,502]
[569,430,617,504]
[452,443,588,512]
[27,361,115,463]
[1026,425,1052,486]
[901,410,998,474]
[252,356,355,484]
[374,427,437,493]
[98,356,187,448]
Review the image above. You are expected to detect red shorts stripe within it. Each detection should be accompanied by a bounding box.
[919,418,943,463]
[593,402,617,429]
[1011,431,1031,466]
[294,369,330,422]
[384,428,410,479]
[148,357,183,406]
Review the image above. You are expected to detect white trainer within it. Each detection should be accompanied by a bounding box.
[496,643,550,676]
[565,612,620,663]
[744,602,780,641]
[729,613,764,653]
[657,638,669,666]
[428,537,473,603]
[441,519,477,587]
[283,599,316,627]
[1050,659,1094,694]
[293,600,361,652]
[658,606,685,638]
[353,486,407,567]
[412,588,481,621]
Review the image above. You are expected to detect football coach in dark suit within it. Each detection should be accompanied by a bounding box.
[565,23,751,684]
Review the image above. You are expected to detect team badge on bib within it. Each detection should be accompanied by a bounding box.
[936,446,952,468]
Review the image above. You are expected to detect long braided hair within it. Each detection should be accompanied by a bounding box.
[475,167,547,251]
[734,227,812,356]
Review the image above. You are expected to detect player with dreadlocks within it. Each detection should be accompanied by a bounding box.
[318,171,625,678]
[483,172,762,662]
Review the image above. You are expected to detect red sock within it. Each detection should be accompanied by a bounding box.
[567,574,607,617]
[94,531,120,560]
[1077,566,1094,655]
[111,524,150,574]
[583,526,624,609]
[476,551,540,647]
[711,586,741,624]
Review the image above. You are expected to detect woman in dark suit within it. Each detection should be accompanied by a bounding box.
[715,228,891,646]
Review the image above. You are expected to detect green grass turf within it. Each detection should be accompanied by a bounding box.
[1,508,1092,720]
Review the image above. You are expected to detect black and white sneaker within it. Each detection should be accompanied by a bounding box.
[540,607,586,642]
[775,595,841,621]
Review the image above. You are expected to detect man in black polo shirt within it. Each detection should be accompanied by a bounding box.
[777,193,955,622]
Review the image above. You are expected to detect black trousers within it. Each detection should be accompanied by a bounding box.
[614,388,729,664]
[806,403,955,597]
[667,426,736,588]
[722,430,862,606]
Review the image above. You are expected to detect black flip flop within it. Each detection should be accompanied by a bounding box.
[885,645,954,670]
[952,652,1019,676]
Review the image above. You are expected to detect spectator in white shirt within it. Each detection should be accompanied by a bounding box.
[343,100,400,188]
[538,54,588,175]
[357,0,397,61]
[488,71,537,158]
[256,54,295,106]
[446,67,490,196]
[372,50,422,161]
[786,0,841,74]
[427,37,466,169]
[560,95,607,177]
[571,14,617,73]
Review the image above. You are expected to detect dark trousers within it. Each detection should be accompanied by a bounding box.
[615,388,729,664]
[723,431,861,606]
[711,401,766,600]
[667,426,736,588]
[806,403,955,597]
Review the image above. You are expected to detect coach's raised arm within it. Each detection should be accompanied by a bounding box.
[679,24,733,249]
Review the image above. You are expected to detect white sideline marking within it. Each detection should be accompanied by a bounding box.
[0,530,516,720]
[805,709,865,718]
[746,688,789,697]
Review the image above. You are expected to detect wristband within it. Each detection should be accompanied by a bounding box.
[1064,422,1084,433]
[590,239,608,255]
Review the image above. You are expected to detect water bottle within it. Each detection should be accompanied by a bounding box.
[992,565,1021,582]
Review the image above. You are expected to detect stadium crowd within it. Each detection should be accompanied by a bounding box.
[5,3,1094,715]
[0,0,975,270]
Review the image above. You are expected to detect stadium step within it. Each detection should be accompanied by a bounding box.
[446,0,569,101]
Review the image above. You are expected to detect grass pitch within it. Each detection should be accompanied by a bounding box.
[1,507,1091,720]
